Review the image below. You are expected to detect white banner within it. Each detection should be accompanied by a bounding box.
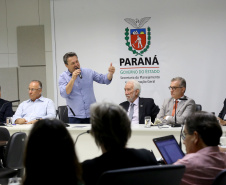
[51,0,226,115]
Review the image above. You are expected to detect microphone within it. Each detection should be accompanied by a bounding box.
[74,130,90,145]
[76,68,82,79]
[0,100,20,112]
[172,97,187,127]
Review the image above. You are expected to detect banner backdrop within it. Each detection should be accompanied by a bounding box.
[51,0,226,115]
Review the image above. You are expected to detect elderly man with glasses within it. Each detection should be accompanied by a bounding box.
[12,80,55,124]
[157,77,195,125]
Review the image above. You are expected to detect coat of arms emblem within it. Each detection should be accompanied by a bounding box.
[124,17,151,56]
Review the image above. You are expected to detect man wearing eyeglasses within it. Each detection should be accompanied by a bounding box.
[12,80,56,124]
[157,77,195,125]
[174,111,226,185]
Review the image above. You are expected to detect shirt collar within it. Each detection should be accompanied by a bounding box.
[196,146,220,154]
[66,70,72,76]
[174,95,186,102]
[66,68,83,76]
[130,97,139,106]
[27,96,44,103]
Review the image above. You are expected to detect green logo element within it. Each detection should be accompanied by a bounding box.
[125,27,151,56]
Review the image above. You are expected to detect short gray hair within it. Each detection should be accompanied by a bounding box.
[171,77,186,89]
[90,102,131,151]
[126,80,141,96]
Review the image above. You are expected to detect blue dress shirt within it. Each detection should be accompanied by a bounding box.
[58,68,111,118]
[12,96,56,123]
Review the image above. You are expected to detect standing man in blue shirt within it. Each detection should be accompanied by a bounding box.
[58,52,115,123]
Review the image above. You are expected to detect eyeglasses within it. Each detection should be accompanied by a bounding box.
[168,86,183,91]
[28,88,41,92]
[181,130,188,140]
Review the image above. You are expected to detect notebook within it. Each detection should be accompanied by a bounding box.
[153,135,184,164]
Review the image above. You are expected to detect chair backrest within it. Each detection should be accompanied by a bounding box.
[97,164,185,185]
[212,169,226,185]
[3,132,27,169]
[0,127,10,141]
[0,169,18,185]
[195,104,202,111]
[58,106,69,123]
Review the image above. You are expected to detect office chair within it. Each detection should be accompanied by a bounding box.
[2,132,27,178]
[58,106,69,123]
[212,169,226,185]
[0,169,18,185]
[195,104,202,111]
[97,164,185,185]
[0,127,10,142]
[0,127,10,168]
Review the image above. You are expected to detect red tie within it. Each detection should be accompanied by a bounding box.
[172,100,179,116]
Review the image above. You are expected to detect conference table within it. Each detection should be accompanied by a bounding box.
[3,124,226,162]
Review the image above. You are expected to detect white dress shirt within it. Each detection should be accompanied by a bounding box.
[128,98,139,124]
[12,96,56,123]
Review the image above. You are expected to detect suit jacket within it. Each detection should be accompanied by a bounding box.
[0,98,13,123]
[218,98,226,120]
[157,96,195,125]
[120,97,160,124]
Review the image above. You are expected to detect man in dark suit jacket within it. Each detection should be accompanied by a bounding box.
[120,80,159,124]
[0,86,14,124]
[218,98,226,126]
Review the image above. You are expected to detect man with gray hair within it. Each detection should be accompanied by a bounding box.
[120,80,159,124]
[157,77,195,125]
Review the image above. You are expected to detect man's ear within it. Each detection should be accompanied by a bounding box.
[135,89,139,96]
[193,131,199,144]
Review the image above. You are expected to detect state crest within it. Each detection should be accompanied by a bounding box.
[124,17,151,56]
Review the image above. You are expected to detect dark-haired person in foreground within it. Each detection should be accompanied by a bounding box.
[23,119,83,185]
[174,112,226,185]
[0,85,13,124]
[82,102,158,185]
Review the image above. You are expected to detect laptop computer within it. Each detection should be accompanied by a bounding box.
[153,135,184,164]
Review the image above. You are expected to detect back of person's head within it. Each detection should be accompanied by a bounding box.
[90,102,131,152]
[23,119,81,185]
[185,111,222,146]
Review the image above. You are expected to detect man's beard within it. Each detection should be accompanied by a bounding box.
[126,92,136,102]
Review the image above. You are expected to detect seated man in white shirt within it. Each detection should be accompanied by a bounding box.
[12,80,56,124]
